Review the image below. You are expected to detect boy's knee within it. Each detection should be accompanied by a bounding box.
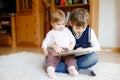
[77,52,98,69]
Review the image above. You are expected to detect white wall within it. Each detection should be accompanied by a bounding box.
[98,0,120,47]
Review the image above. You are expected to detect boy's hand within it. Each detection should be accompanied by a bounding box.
[76,47,89,52]
[76,47,95,52]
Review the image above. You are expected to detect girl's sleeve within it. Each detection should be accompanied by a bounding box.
[42,31,52,48]
[67,28,76,43]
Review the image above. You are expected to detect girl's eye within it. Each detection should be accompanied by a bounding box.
[57,23,65,25]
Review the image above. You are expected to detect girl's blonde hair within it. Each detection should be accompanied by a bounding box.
[50,9,66,24]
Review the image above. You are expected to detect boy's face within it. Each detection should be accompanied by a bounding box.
[52,21,66,31]
[73,25,86,35]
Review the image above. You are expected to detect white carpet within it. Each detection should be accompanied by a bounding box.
[0,52,120,80]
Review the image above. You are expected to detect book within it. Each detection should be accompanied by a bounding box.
[54,49,111,56]
[66,11,71,23]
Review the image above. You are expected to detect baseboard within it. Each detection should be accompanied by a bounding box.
[101,47,120,52]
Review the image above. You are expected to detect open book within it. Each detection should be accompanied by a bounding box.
[54,49,111,56]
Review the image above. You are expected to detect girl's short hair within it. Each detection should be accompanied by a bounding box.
[50,9,66,23]
[70,8,89,27]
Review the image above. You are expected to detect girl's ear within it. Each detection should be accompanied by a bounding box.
[51,22,56,28]
[50,22,53,25]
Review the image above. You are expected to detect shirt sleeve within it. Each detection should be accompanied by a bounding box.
[42,31,53,48]
[66,28,76,43]
[90,29,101,49]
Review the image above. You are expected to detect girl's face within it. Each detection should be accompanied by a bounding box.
[73,25,86,35]
[52,21,66,31]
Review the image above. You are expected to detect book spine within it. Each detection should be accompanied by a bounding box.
[73,0,78,4]
[68,0,72,5]
[55,0,60,6]
[60,0,65,6]
[82,0,87,4]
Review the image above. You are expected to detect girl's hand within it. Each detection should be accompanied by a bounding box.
[54,45,65,53]
[50,42,64,53]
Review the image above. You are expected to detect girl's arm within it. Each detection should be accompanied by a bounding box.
[68,42,75,50]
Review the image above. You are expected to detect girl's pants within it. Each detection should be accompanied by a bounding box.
[46,48,78,70]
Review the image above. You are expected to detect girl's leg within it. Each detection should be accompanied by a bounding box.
[63,55,78,76]
[46,48,61,68]
[46,48,61,78]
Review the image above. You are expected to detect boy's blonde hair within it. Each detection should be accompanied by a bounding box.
[70,8,89,27]
[50,9,66,24]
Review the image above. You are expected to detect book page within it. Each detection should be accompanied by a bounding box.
[54,49,111,56]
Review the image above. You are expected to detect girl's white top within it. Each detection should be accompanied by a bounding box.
[42,27,75,48]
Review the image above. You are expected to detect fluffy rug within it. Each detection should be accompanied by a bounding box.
[0,52,120,80]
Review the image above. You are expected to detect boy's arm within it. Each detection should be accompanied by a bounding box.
[90,29,101,49]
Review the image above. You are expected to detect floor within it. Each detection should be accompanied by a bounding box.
[0,47,120,64]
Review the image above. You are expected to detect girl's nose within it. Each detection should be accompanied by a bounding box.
[60,26,64,30]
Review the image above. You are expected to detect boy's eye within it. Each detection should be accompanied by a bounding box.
[81,27,86,29]
[74,26,80,29]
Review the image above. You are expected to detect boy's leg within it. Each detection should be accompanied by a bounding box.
[55,52,98,73]
[76,52,98,70]
[55,61,67,73]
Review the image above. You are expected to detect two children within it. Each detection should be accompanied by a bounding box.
[42,8,101,79]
